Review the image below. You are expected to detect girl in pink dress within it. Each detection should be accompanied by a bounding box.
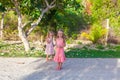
[54,30,66,70]
[45,31,54,61]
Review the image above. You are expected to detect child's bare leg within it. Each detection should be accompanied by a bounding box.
[49,55,53,61]
[56,62,60,70]
[60,62,63,69]
[46,54,49,61]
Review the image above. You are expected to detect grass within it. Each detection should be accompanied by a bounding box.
[0,42,45,57]
[0,42,120,58]
[65,44,120,58]
[65,48,120,58]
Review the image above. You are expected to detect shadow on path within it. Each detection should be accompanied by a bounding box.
[21,58,120,80]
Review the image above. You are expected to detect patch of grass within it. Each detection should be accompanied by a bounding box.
[65,47,120,58]
[82,46,88,50]
[96,44,105,49]
[106,44,114,49]
[1,42,120,58]
[0,42,45,57]
[77,41,82,44]
[113,45,120,51]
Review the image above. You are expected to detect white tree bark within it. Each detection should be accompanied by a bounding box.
[18,16,30,51]
[11,0,30,51]
[0,13,4,39]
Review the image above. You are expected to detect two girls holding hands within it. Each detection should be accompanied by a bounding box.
[45,30,66,70]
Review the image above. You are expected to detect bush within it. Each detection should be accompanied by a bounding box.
[81,23,107,43]
[66,38,74,44]
[71,33,78,39]
[96,44,105,49]
[80,32,89,40]
[89,23,106,43]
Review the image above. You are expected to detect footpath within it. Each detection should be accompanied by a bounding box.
[0,58,120,80]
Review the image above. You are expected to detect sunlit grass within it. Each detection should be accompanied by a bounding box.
[0,42,120,58]
[65,44,120,58]
[0,42,45,57]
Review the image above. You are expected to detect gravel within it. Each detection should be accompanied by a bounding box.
[0,58,120,80]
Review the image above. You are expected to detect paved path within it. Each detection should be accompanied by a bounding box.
[0,58,120,80]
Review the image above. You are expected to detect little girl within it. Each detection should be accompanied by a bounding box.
[45,31,54,61]
[54,30,66,70]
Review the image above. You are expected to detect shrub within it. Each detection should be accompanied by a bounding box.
[80,32,89,40]
[96,44,105,49]
[77,41,82,44]
[89,24,106,43]
[66,38,73,44]
[81,23,107,43]
[71,33,78,39]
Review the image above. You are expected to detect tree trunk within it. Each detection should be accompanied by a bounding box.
[12,0,30,51]
[12,0,56,51]
[18,28,30,51]
[0,13,4,39]
[18,15,30,51]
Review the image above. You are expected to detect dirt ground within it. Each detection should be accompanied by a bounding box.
[0,58,120,80]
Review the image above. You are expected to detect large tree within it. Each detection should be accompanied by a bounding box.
[0,0,56,51]
[0,0,87,51]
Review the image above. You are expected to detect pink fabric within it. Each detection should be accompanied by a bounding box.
[54,38,66,62]
[45,38,54,55]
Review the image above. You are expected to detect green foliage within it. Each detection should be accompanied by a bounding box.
[88,23,106,43]
[82,46,88,50]
[0,2,6,12]
[3,11,18,40]
[80,23,107,43]
[0,0,120,44]
[96,44,105,49]
[35,0,87,39]
[71,33,78,39]
[53,0,86,38]
[113,45,120,51]
[66,38,74,44]
[77,41,82,44]
[91,0,120,36]
[1,41,120,58]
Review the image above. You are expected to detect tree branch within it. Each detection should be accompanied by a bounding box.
[49,0,56,8]
[22,21,31,28]
[11,0,21,18]
[50,0,56,6]
[50,4,56,8]
[26,0,56,36]
[26,8,47,36]
[45,0,56,9]
[45,0,49,7]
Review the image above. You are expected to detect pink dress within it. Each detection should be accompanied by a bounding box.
[45,38,54,55]
[54,38,66,62]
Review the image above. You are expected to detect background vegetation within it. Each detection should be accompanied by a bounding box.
[0,0,120,57]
